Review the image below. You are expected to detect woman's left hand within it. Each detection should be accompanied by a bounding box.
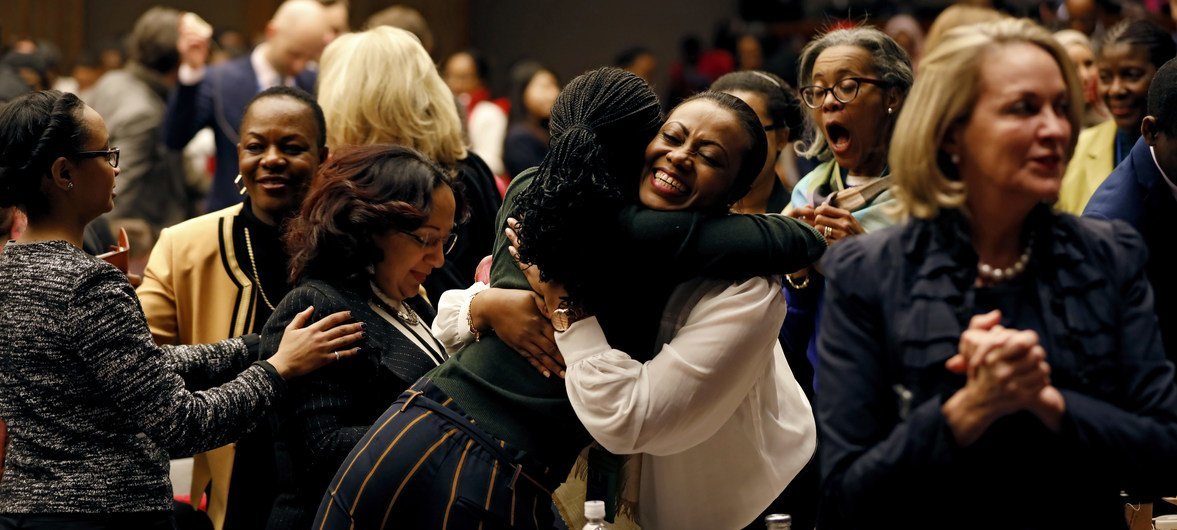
[505,218,568,318]
[813,203,865,244]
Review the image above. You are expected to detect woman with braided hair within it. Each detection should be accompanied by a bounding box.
[316,68,823,529]
[0,91,361,529]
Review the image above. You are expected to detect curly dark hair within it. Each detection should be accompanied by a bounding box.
[0,90,87,219]
[285,144,464,285]
[510,67,663,306]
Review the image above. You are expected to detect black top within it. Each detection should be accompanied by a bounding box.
[231,197,292,332]
[260,279,440,529]
[504,124,548,178]
[817,206,1177,529]
[0,241,282,514]
[429,167,827,472]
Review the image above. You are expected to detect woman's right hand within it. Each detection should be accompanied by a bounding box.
[473,288,564,378]
[267,307,364,379]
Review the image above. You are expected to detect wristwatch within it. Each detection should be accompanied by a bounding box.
[552,300,588,332]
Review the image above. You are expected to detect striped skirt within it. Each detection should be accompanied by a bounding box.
[313,380,562,530]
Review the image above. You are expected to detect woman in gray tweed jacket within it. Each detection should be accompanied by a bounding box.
[0,90,363,529]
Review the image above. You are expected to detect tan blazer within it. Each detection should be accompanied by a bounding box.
[137,203,258,530]
[1058,120,1117,215]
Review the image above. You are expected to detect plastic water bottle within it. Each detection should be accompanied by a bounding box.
[765,513,792,529]
[583,500,609,529]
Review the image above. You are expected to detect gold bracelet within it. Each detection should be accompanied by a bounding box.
[784,272,810,290]
[467,290,484,342]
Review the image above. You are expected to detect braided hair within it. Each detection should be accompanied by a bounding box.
[1099,18,1177,70]
[511,67,662,304]
[0,90,87,219]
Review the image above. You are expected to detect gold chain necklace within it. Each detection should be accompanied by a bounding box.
[243,227,277,311]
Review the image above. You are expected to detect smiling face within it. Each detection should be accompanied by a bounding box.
[638,98,751,211]
[808,44,897,176]
[71,105,119,220]
[237,96,323,226]
[953,43,1072,212]
[1098,42,1157,133]
[371,184,456,301]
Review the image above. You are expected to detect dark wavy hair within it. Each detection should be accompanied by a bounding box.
[511,67,663,306]
[711,70,804,143]
[0,90,87,219]
[285,144,463,285]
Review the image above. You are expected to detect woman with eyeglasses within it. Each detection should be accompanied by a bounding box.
[258,144,465,530]
[0,91,358,529]
[782,26,913,393]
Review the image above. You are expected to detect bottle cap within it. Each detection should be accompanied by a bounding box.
[585,500,606,519]
[765,513,792,523]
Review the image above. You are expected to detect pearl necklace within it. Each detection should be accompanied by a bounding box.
[977,236,1033,285]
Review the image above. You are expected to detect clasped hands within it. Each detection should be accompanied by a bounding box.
[941,310,1066,447]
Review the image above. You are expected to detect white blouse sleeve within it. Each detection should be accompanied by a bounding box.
[430,282,490,354]
[559,277,787,456]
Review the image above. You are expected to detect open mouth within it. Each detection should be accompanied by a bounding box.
[651,168,690,197]
[826,123,851,154]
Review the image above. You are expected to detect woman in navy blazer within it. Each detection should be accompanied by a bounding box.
[817,20,1177,529]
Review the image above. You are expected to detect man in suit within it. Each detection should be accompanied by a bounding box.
[87,7,189,234]
[1084,57,1177,366]
[165,0,330,212]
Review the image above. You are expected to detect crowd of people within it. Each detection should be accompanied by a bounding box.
[1,1,1177,529]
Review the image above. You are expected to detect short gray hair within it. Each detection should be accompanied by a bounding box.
[795,27,914,161]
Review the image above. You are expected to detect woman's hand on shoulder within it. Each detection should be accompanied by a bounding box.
[267,307,365,379]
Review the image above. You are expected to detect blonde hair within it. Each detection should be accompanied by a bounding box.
[317,26,466,166]
[1053,29,1092,51]
[889,18,1083,220]
[924,5,1008,53]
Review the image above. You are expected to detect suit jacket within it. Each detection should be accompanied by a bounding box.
[1085,137,1177,364]
[137,203,260,530]
[817,206,1177,529]
[87,64,188,231]
[259,279,442,530]
[1058,119,1117,214]
[164,54,316,212]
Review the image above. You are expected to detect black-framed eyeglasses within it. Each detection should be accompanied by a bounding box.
[75,147,120,168]
[399,230,458,255]
[799,78,890,109]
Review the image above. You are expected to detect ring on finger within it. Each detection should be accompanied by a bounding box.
[333,351,340,362]
[823,225,833,238]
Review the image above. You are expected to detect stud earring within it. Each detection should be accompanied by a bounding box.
[234,174,247,196]
[951,153,960,165]
[66,181,74,190]
[887,107,894,115]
